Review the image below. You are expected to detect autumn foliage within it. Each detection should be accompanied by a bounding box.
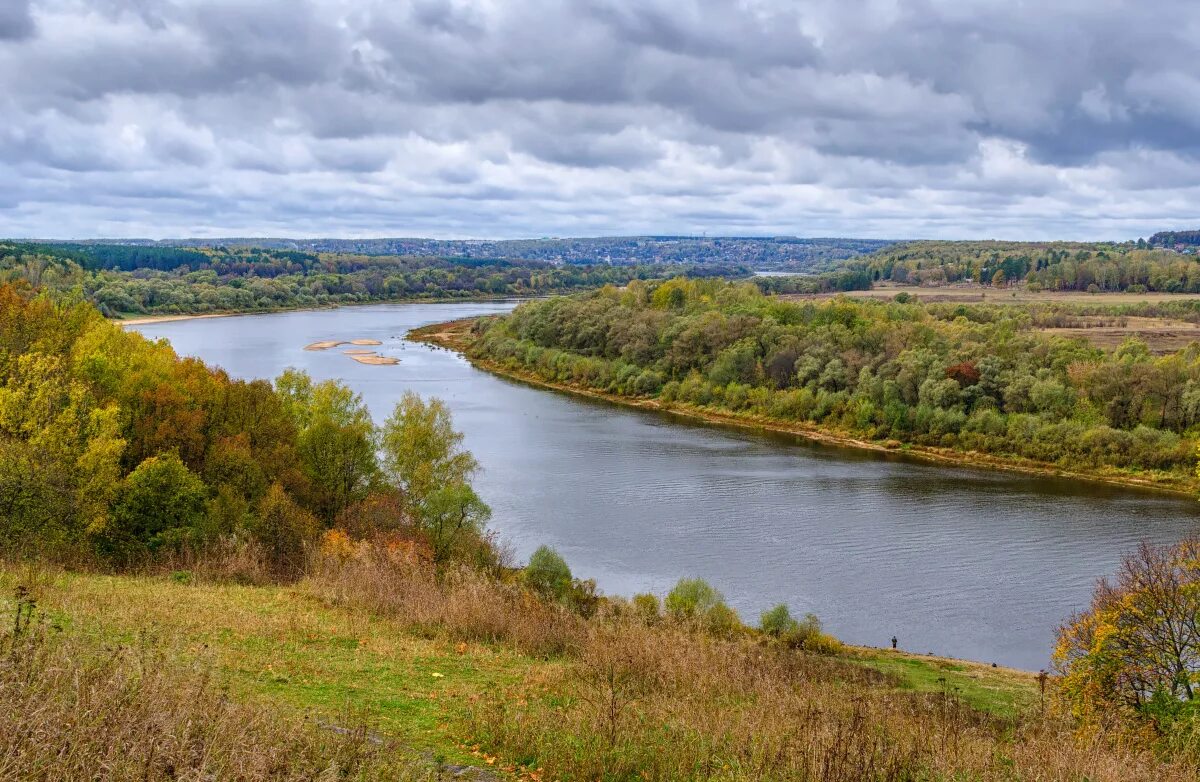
[0,285,495,576]
[1054,539,1200,756]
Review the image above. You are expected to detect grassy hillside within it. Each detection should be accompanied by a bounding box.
[2,562,1190,781]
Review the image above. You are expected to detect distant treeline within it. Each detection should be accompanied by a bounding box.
[466,278,1200,479]
[45,236,895,271]
[1148,230,1200,249]
[0,242,748,317]
[850,240,1200,292]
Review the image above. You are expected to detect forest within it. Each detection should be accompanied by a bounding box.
[848,240,1200,292]
[464,278,1200,482]
[0,282,504,572]
[0,242,746,318]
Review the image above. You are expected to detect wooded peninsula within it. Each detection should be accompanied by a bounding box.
[434,276,1200,493]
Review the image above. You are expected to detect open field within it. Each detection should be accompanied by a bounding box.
[0,568,541,776]
[1038,315,1200,353]
[785,283,1200,352]
[789,282,1200,306]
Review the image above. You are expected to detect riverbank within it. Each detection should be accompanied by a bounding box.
[412,317,1199,498]
[115,311,245,326]
[111,293,539,328]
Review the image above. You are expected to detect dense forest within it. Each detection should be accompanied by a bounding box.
[1149,230,1200,250]
[849,240,1200,292]
[464,278,1200,480]
[0,242,745,317]
[0,282,504,571]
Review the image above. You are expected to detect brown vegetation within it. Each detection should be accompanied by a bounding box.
[1039,315,1200,353]
[0,583,431,781]
[302,546,1197,782]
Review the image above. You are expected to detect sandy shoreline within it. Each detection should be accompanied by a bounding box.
[411,317,1198,499]
[115,312,243,326]
[110,294,534,328]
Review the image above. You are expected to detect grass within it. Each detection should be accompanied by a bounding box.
[854,649,1037,720]
[793,282,1200,306]
[4,562,1193,781]
[0,568,542,771]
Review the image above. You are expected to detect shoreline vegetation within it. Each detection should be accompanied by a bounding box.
[411,317,1200,497]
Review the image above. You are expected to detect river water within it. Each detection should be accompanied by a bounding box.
[133,301,1200,670]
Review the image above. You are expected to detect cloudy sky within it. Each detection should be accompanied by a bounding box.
[1,0,1197,240]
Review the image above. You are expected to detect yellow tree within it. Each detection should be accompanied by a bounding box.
[1054,540,1200,729]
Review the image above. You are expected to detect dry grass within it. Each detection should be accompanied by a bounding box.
[0,586,433,781]
[789,283,1200,306]
[4,553,1195,781]
[307,550,586,658]
[308,554,1198,782]
[1038,315,1200,353]
[465,620,1195,781]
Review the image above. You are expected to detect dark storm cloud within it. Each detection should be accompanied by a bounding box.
[0,0,1197,239]
[0,0,34,40]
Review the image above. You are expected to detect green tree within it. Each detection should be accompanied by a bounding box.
[380,392,489,562]
[665,578,723,620]
[276,370,378,523]
[418,482,491,563]
[381,392,478,502]
[525,545,573,599]
[760,603,800,637]
[246,483,320,578]
[107,452,207,558]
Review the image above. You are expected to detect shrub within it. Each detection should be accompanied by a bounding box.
[104,452,207,561]
[525,545,572,600]
[631,592,661,623]
[704,601,742,638]
[760,603,799,637]
[665,578,722,620]
[244,483,320,579]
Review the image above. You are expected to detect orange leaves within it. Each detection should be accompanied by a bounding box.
[319,528,356,562]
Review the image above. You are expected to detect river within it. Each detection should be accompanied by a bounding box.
[133,300,1200,670]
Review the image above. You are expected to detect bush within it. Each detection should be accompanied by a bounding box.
[104,453,207,561]
[631,592,660,623]
[525,545,572,600]
[665,578,722,620]
[244,484,320,579]
[760,603,799,637]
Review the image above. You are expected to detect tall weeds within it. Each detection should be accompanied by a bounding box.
[306,544,585,657]
[307,550,1200,782]
[0,587,432,781]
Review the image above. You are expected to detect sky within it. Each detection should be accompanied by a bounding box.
[1,0,1197,241]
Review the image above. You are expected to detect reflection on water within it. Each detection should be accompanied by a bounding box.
[134,301,1200,670]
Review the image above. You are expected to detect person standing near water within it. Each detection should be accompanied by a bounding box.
[891,636,898,649]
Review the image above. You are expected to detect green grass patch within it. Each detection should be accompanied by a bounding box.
[856,649,1038,719]
[0,570,543,767]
